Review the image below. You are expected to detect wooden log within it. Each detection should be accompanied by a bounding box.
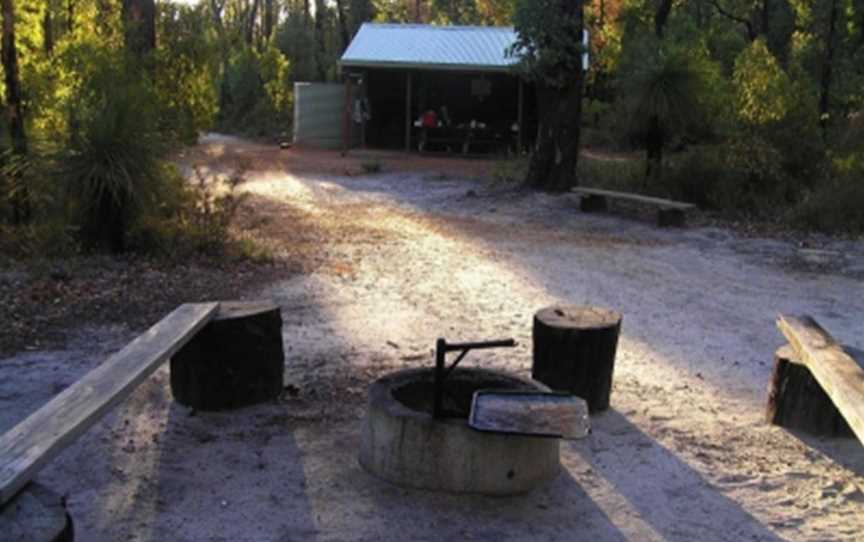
[170,301,284,411]
[571,187,695,210]
[0,303,218,506]
[532,305,622,413]
[777,314,864,446]
[766,344,853,436]
[0,483,73,542]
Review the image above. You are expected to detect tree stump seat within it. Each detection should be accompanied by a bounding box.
[532,305,622,413]
[170,301,285,411]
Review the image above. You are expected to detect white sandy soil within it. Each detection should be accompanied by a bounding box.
[2,136,863,541]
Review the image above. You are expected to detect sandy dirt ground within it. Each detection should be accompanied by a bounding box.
[2,135,864,541]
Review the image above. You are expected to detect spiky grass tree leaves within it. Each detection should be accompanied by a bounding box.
[63,63,166,254]
[618,42,713,185]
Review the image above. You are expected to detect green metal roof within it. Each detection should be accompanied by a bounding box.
[340,23,519,73]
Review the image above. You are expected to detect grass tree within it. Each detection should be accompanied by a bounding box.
[64,65,166,253]
[618,44,711,187]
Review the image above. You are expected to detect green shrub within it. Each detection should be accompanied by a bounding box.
[0,221,79,259]
[220,46,292,137]
[490,158,528,184]
[361,160,382,174]
[575,155,642,191]
[791,169,864,234]
[129,165,250,258]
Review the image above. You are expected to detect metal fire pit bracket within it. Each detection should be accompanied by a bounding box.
[433,337,516,418]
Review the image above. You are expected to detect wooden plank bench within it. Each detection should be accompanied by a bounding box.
[776,314,864,446]
[0,302,219,507]
[571,187,696,227]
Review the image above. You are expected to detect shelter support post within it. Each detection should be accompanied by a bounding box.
[405,72,412,152]
[343,75,351,155]
[517,78,524,153]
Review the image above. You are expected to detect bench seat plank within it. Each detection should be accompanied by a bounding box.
[777,314,864,446]
[0,302,219,505]
[572,187,695,210]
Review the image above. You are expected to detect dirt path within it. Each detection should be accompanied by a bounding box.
[2,135,863,541]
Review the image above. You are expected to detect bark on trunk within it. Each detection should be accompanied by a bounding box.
[263,0,274,42]
[67,0,74,32]
[335,0,350,52]
[43,5,54,54]
[122,0,156,58]
[644,115,663,188]
[532,305,622,413]
[654,0,673,38]
[819,0,838,140]
[1,0,31,224]
[525,3,585,192]
[314,0,328,80]
[245,0,260,45]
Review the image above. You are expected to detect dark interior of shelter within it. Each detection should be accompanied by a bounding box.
[348,69,537,154]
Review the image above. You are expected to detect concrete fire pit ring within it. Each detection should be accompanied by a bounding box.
[359,368,561,495]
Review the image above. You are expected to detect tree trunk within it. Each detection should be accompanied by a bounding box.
[122,0,156,58]
[314,0,328,80]
[170,301,285,411]
[335,0,350,52]
[644,114,663,188]
[532,305,622,413]
[819,0,838,140]
[43,5,54,54]
[245,0,260,45]
[1,0,30,224]
[263,0,274,42]
[525,2,585,192]
[67,0,74,32]
[654,0,673,38]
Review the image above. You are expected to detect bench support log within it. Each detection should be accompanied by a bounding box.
[766,344,853,436]
[0,483,73,542]
[657,208,686,227]
[777,314,864,445]
[532,305,622,413]
[579,195,608,213]
[171,301,284,411]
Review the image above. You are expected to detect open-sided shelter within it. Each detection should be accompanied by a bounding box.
[339,23,536,154]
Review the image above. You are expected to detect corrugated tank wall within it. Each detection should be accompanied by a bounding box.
[293,82,355,149]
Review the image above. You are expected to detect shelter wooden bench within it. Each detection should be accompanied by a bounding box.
[768,314,864,446]
[571,187,696,227]
[0,301,284,539]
